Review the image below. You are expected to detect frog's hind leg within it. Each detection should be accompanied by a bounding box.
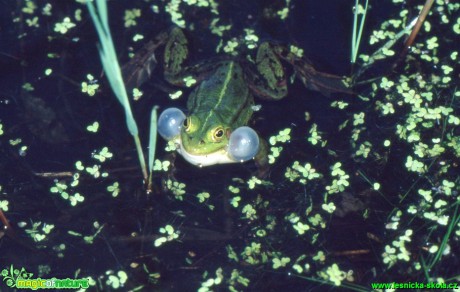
[163,27,189,84]
[245,42,289,100]
[163,28,233,87]
[271,44,353,96]
[122,31,169,90]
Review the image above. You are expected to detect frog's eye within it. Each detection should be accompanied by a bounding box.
[212,127,225,141]
[183,117,192,132]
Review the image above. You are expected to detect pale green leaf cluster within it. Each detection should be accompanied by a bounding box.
[198,268,224,292]
[325,162,350,194]
[166,179,186,199]
[382,229,413,267]
[124,8,140,27]
[285,161,322,184]
[54,17,76,34]
[154,225,179,247]
[106,270,128,289]
[318,263,347,286]
[24,221,55,243]
[81,74,100,96]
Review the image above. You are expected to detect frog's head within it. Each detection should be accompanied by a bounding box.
[158,108,260,167]
[180,114,230,155]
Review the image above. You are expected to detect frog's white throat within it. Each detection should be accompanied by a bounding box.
[174,139,238,167]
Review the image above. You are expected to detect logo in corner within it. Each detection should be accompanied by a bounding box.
[1,265,34,288]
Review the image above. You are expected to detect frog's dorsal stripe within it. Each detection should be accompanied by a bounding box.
[202,61,234,129]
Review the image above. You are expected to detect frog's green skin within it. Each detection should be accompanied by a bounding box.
[123,28,350,174]
[181,61,253,156]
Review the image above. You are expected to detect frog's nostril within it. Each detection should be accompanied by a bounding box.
[199,140,205,145]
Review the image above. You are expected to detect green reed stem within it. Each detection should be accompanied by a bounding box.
[351,0,369,64]
[87,0,148,181]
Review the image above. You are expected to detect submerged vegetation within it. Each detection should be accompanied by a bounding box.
[0,0,459,290]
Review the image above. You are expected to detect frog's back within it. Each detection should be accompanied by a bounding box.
[187,61,254,128]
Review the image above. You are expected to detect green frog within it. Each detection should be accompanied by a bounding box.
[123,28,350,175]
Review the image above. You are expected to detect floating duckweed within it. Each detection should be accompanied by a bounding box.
[355,141,372,158]
[183,76,197,87]
[9,138,22,146]
[107,182,120,197]
[54,17,76,34]
[272,257,290,269]
[381,47,395,56]
[426,36,439,49]
[289,45,303,58]
[92,147,113,163]
[242,204,257,220]
[44,68,52,76]
[132,34,144,42]
[69,193,85,206]
[165,0,186,27]
[74,9,82,21]
[319,263,346,286]
[308,124,324,146]
[226,245,239,262]
[22,0,37,14]
[228,185,240,194]
[285,161,322,184]
[353,112,365,126]
[331,100,349,110]
[229,269,250,288]
[322,202,336,213]
[247,177,263,189]
[85,164,101,178]
[198,268,224,292]
[326,163,350,194]
[269,128,291,145]
[196,192,210,203]
[230,196,241,208]
[165,140,177,152]
[154,225,179,247]
[153,159,170,172]
[292,221,310,235]
[124,8,141,27]
[382,229,413,267]
[0,124,3,135]
[169,90,183,99]
[407,205,417,214]
[132,88,143,100]
[25,222,55,242]
[0,200,9,212]
[75,161,84,171]
[86,121,99,133]
[268,146,282,164]
[292,264,303,274]
[308,213,326,228]
[405,156,426,173]
[277,7,289,20]
[223,39,238,54]
[26,16,39,27]
[244,29,259,49]
[106,270,128,289]
[210,18,232,37]
[81,74,99,96]
[22,83,34,91]
[166,179,186,199]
